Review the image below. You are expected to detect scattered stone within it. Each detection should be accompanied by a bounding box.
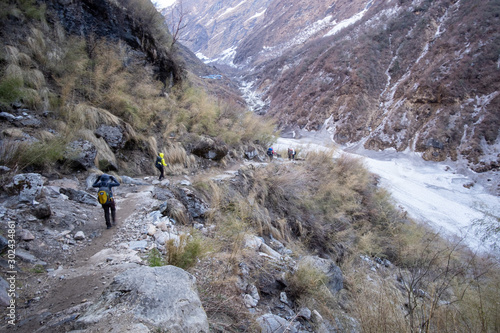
[19,229,35,241]
[120,176,148,185]
[279,292,288,305]
[74,231,86,240]
[146,224,156,236]
[60,187,98,206]
[257,313,297,333]
[15,248,38,263]
[0,277,10,306]
[32,202,52,219]
[298,307,312,320]
[0,235,8,254]
[128,240,148,251]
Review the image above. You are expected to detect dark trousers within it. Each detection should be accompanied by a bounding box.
[156,165,164,180]
[102,200,116,228]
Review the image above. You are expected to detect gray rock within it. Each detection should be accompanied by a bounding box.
[10,173,44,203]
[20,115,42,127]
[66,140,97,170]
[59,187,98,206]
[0,277,10,307]
[19,229,35,241]
[32,202,52,219]
[15,248,38,263]
[299,256,343,294]
[244,147,258,160]
[298,308,312,320]
[176,187,208,219]
[74,231,85,240]
[75,266,209,332]
[120,176,148,185]
[0,111,16,122]
[257,313,297,333]
[95,125,124,150]
[128,240,148,250]
[0,234,8,254]
[190,136,228,161]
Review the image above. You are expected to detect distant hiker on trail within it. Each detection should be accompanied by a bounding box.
[155,152,167,180]
[267,147,275,162]
[288,148,296,160]
[93,174,120,229]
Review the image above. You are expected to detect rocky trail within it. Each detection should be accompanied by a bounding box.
[2,157,346,333]
[0,159,269,332]
[3,176,160,333]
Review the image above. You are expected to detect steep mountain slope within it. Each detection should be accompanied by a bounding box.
[163,0,500,178]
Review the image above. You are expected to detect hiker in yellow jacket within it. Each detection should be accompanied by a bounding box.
[155,152,167,180]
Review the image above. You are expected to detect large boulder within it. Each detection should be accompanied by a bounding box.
[65,139,97,170]
[176,187,209,220]
[75,266,209,332]
[9,173,45,203]
[190,137,228,161]
[95,125,124,150]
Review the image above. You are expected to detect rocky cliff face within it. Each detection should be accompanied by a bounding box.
[164,0,500,176]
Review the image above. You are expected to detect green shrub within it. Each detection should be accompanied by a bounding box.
[147,247,165,267]
[0,77,23,106]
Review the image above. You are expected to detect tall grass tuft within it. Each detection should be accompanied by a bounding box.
[165,231,207,270]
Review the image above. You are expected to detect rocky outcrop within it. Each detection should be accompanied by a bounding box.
[75,265,209,332]
[189,136,229,161]
[47,0,183,86]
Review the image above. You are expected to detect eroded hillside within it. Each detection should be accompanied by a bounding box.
[167,0,500,182]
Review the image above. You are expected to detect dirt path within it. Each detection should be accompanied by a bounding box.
[9,184,153,333]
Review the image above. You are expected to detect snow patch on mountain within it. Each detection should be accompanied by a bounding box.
[197,46,239,67]
[218,0,247,19]
[324,0,372,37]
[245,9,266,23]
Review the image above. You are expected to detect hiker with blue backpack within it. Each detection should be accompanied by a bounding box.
[93,174,120,229]
[267,147,275,162]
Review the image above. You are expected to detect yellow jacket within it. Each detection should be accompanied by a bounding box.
[157,153,167,166]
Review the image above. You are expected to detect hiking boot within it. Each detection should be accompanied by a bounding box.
[107,224,112,229]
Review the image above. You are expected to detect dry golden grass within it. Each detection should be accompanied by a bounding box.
[66,104,121,130]
[160,142,197,170]
[344,257,408,333]
[5,63,24,81]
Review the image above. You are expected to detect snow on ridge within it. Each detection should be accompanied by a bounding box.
[324,7,368,37]
[200,46,239,68]
[217,0,247,19]
[245,9,266,23]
